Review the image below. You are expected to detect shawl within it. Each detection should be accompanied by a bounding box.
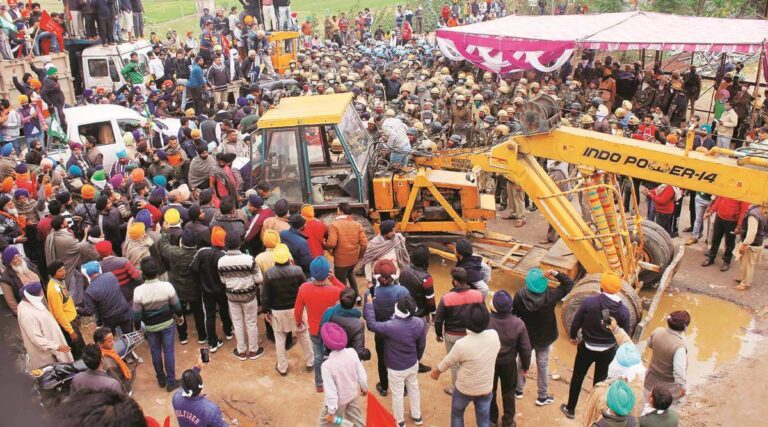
[123,236,153,268]
[361,233,410,267]
[45,229,83,281]
[188,155,216,189]
[102,347,132,380]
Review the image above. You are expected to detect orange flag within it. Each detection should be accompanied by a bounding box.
[366,393,397,427]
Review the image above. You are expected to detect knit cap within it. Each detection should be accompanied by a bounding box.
[321,322,348,351]
[288,213,306,229]
[128,222,146,240]
[606,380,635,417]
[310,256,331,281]
[379,219,395,234]
[525,268,548,294]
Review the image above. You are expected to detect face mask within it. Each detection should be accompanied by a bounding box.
[474,101,481,108]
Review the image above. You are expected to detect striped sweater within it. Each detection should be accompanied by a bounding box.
[132,279,182,333]
[217,250,262,303]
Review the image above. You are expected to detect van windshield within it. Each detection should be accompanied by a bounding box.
[120,53,150,76]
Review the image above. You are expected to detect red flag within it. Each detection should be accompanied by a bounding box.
[366,393,397,427]
[39,11,64,54]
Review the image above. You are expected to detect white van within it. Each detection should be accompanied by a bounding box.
[72,40,154,93]
[49,104,179,171]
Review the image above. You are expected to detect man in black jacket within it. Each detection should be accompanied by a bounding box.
[190,227,233,352]
[262,243,313,376]
[322,288,370,361]
[512,268,573,407]
[489,290,531,427]
[398,244,435,373]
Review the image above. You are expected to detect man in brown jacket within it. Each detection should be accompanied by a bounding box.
[326,202,368,300]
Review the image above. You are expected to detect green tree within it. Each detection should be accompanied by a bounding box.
[591,0,626,12]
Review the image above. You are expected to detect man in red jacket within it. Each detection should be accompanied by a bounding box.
[294,256,345,392]
[702,196,749,271]
[642,184,677,234]
[300,204,327,258]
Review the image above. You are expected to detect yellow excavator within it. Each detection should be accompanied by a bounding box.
[253,93,768,338]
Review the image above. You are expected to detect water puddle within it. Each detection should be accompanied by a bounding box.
[427,256,761,388]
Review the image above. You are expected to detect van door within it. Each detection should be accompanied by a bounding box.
[73,118,121,170]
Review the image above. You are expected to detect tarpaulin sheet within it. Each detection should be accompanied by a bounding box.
[436,12,768,74]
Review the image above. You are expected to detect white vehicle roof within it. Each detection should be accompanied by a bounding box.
[81,40,152,58]
[64,104,147,125]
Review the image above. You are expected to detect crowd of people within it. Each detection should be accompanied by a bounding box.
[1,1,767,427]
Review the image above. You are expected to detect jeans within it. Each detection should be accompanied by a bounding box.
[334,265,358,298]
[516,344,550,399]
[707,216,737,264]
[692,195,710,239]
[451,389,492,427]
[202,292,232,346]
[389,150,410,167]
[132,12,144,38]
[33,32,61,55]
[146,325,176,386]
[97,16,115,45]
[565,342,617,413]
[228,298,260,353]
[389,362,421,423]
[491,361,517,427]
[310,334,326,387]
[84,14,97,38]
[374,334,388,389]
[177,298,206,342]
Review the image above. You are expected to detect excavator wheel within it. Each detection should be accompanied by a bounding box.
[628,219,674,288]
[560,273,644,337]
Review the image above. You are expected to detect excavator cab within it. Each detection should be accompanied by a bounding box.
[254,94,373,212]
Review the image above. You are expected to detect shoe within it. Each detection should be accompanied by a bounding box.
[376,382,388,397]
[306,364,315,372]
[701,258,714,267]
[514,390,523,399]
[209,340,224,353]
[316,385,324,393]
[535,395,555,406]
[157,378,166,388]
[276,365,287,376]
[682,226,693,232]
[398,422,405,427]
[513,219,526,228]
[735,283,751,291]
[443,386,453,396]
[560,404,575,419]
[224,333,234,340]
[180,338,189,345]
[249,347,265,360]
[198,337,208,345]
[232,348,247,361]
[166,381,180,392]
[685,237,698,245]
[412,417,424,426]
[720,263,730,272]
[418,363,432,373]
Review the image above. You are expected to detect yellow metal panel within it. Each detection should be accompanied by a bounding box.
[257,93,353,129]
[400,221,486,233]
[372,176,395,210]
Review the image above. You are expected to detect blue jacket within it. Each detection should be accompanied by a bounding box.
[363,302,426,370]
[79,272,132,324]
[279,228,313,274]
[172,370,228,427]
[370,283,410,321]
[569,293,631,347]
[187,64,205,89]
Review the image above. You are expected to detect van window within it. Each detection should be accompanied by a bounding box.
[78,121,116,146]
[117,119,142,136]
[109,58,120,82]
[264,130,302,202]
[88,59,109,78]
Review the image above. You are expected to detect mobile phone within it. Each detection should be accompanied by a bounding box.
[200,348,210,363]
[601,309,610,326]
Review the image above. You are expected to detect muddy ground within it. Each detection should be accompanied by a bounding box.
[17,198,766,426]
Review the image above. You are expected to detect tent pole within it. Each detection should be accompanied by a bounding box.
[641,48,646,69]
[749,45,764,129]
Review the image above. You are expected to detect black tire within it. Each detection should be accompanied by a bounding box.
[636,226,673,288]
[638,219,676,259]
[561,273,644,336]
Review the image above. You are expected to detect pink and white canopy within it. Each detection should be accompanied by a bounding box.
[435,12,768,74]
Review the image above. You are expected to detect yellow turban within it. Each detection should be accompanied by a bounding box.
[164,208,180,226]
[600,271,622,294]
[18,95,28,104]
[300,204,315,220]
[263,229,281,249]
[128,222,146,240]
[274,244,292,264]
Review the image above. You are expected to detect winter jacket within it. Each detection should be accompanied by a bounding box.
[158,232,202,302]
[709,196,749,223]
[187,64,205,88]
[280,228,314,274]
[210,213,245,240]
[570,293,631,347]
[190,246,226,295]
[455,255,485,286]
[363,302,427,371]
[79,272,132,324]
[206,63,229,89]
[100,256,142,303]
[184,220,211,248]
[512,271,574,348]
[371,283,410,321]
[647,185,676,215]
[262,263,306,312]
[172,367,228,427]
[488,312,532,368]
[326,215,367,268]
[294,278,345,336]
[303,218,327,258]
[40,77,65,109]
[434,285,484,337]
[322,304,369,360]
[398,265,436,317]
